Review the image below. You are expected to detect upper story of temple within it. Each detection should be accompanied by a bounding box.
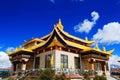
[8,19,114,58]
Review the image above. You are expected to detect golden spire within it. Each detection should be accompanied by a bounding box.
[57,19,64,30]
[58,19,62,24]
[103,46,106,52]
[95,44,100,50]
[85,37,88,41]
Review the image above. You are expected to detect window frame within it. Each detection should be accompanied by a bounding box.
[61,54,68,68]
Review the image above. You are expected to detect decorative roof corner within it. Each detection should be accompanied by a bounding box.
[107,49,114,54]
[95,44,100,50]
[7,51,13,55]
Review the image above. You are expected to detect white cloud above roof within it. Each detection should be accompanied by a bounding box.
[74,11,99,33]
[93,22,120,45]
[0,51,12,68]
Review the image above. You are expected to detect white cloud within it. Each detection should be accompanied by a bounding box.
[74,11,99,33]
[91,11,99,22]
[6,47,15,52]
[0,51,12,68]
[93,22,120,44]
[109,55,120,66]
[50,0,55,3]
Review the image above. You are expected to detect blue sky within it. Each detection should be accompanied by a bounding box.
[0,0,120,67]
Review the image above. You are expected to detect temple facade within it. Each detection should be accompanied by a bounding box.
[8,20,114,76]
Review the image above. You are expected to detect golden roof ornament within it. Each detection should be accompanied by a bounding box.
[95,44,100,50]
[103,46,106,52]
[107,49,114,54]
[85,37,88,41]
[57,19,64,30]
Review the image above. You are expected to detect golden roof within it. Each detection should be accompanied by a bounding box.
[81,44,114,55]
[57,25,95,44]
[8,19,114,56]
[8,47,33,56]
[23,38,45,46]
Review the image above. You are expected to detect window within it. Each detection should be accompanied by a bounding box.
[45,54,52,68]
[61,54,68,68]
[35,57,40,69]
[74,57,80,69]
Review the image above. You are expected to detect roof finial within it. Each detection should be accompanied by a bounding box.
[95,44,100,50]
[85,37,88,41]
[58,18,61,24]
[57,18,64,30]
[103,46,106,52]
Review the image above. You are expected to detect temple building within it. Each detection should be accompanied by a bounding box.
[8,19,114,76]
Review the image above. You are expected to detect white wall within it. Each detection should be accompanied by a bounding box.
[36,50,79,69]
[55,50,79,69]
[36,50,55,69]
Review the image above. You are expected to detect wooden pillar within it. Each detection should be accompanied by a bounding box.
[91,63,94,70]
[89,58,95,70]
[104,62,107,71]
[13,63,16,71]
[79,53,83,72]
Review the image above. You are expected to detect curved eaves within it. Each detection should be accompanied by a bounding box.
[31,27,67,50]
[57,26,95,44]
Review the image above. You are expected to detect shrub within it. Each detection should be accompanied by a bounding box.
[24,78,31,80]
[39,68,55,80]
[8,76,18,80]
[24,77,39,80]
[93,75,107,80]
[83,71,90,80]
[54,73,70,80]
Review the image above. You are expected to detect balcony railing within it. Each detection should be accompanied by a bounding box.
[55,68,82,75]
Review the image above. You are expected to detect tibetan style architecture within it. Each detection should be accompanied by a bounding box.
[8,19,114,76]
